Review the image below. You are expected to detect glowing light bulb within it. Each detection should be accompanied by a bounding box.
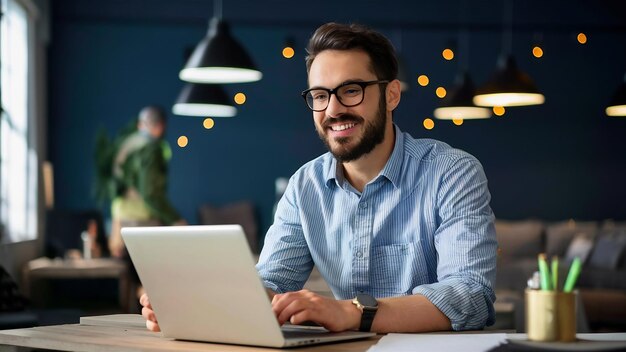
[423,118,435,130]
[532,46,543,58]
[203,118,215,129]
[282,46,295,59]
[442,48,454,60]
[234,93,246,105]
[436,87,447,98]
[177,136,189,148]
[417,75,430,86]
[493,106,506,116]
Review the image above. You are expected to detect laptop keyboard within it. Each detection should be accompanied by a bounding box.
[281,325,334,339]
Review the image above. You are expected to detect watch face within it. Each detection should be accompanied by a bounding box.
[356,293,378,308]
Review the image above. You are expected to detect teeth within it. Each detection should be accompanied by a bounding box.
[331,123,355,131]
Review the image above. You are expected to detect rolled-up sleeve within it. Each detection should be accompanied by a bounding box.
[412,156,497,330]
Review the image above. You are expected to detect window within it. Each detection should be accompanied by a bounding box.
[0,0,37,243]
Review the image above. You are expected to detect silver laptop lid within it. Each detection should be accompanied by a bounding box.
[122,225,375,348]
[122,225,287,347]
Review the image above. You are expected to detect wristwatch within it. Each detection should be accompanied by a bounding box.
[352,293,378,332]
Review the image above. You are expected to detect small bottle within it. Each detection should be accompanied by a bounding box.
[527,271,540,290]
[81,231,92,260]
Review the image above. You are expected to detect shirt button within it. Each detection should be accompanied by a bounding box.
[359,202,368,209]
[355,251,363,258]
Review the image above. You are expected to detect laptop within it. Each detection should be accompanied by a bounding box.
[121,225,376,348]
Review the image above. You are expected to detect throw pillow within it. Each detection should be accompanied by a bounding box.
[588,236,625,269]
[494,220,544,263]
[564,234,594,264]
[546,220,598,257]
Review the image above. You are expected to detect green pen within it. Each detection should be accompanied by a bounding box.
[538,253,552,291]
[551,256,559,291]
[563,257,582,292]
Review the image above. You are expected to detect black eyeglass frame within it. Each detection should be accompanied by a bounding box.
[301,80,389,112]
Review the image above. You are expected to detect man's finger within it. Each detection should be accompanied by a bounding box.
[139,293,151,308]
[289,310,317,326]
[277,298,310,325]
[142,307,157,322]
[146,319,161,332]
[271,292,294,316]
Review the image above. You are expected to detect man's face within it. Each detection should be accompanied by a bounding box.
[150,123,165,139]
[308,50,388,162]
[139,120,165,139]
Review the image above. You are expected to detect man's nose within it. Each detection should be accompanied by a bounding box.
[325,93,347,118]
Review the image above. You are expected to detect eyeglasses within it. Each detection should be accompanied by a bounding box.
[301,80,389,112]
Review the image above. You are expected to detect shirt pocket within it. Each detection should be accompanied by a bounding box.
[369,242,429,297]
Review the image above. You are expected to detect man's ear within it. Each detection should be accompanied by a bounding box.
[386,79,402,111]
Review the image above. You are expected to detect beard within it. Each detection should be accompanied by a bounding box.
[317,96,387,163]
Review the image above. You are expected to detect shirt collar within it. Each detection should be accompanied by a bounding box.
[324,156,342,188]
[323,124,404,189]
[378,124,404,189]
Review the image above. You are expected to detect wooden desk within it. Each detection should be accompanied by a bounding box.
[22,257,131,312]
[1,315,625,351]
[0,314,380,351]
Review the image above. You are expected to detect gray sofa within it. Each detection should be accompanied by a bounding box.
[496,219,626,291]
[495,219,626,330]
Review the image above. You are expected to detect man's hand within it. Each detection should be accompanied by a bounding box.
[271,289,360,332]
[139,293,160,332]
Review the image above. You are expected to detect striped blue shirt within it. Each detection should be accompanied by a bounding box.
[257,125,497,330]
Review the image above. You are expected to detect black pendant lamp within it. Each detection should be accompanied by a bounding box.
[473,0,545,107]
[434,22,491,120]
[179,0,261,84]
[173,83,236,117]
[606,73,626,117]
[473,55,545,107]
[435,72,491,120]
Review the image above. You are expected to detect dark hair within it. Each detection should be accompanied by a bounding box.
[139,105,167,126]
[305,23,398,82]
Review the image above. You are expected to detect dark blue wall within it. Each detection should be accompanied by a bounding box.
[48,1,626,241]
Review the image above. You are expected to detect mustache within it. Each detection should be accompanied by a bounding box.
[321,114,363,129]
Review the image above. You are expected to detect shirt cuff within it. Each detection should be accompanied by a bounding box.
[262,280,284,294]
[412,280,495,330]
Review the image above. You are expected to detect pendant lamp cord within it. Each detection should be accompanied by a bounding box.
[396,28,402,54]
[503,0,513,56]
[459,0,470,72]
[214,0,222,20]
[460,30,469,72]
[0,5,3,116]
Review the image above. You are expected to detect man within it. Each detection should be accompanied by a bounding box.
[108,106,184,258]
[141,23,497,333]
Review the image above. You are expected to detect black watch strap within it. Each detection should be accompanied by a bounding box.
[359,306,377,332]
[353,294,378,332]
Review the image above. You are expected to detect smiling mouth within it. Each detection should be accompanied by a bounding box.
[329,123,356,131]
